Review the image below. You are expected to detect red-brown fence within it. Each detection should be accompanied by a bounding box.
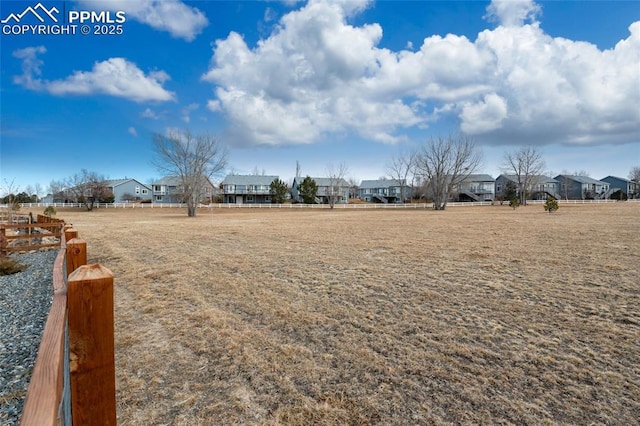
[0,215,66,256]
[19,223,116,425]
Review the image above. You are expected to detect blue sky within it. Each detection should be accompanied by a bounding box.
[1,0,638,195]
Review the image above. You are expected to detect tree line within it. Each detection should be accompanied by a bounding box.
[3,128,639,217]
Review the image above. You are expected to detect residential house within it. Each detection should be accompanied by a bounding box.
[221,175,279,204]
[292,176,350,204]
[152,176,216,203]
[553,175,610,200]
[452,174,495,202]
[105,178,152,203]
[42,179,127,204]
[600,176,638,199]
[41,193,61,204]
[495,174,560,201]
[358,179,410,203]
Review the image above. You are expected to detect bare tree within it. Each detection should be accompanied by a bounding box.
[413,134,482,210]
[153,129,227,217]
[251,166,266,176]
[34,183,44,202]
[64,170,111,211]
[48,179,66,203]
[502,146,545,205]
[627,166,640,198]
[295,160,302,180]
[325,163,349,209]
[1,178,20,223]
[386,150,416,203]
[24,185,35,201]
[347,176,360,200]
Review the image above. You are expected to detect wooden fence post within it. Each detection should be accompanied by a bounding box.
[64,227,78,241]
[66,238,87,276]
[0,225,6,257]
[67,264,116,426]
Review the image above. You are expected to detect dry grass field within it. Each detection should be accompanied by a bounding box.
[37,203,639,425]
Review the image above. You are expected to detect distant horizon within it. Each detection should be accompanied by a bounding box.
[1,0,638,196]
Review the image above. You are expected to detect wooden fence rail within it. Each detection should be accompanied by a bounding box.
[0,222,63,256]
[0,214,65,256]
[20,222,116,425]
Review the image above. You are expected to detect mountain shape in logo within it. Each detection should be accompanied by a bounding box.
[1,3,59,24]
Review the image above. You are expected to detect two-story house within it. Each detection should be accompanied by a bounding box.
[453,174,495,202]
[152,176,216,203]
[221,175,279,204]
[554,175,610,200]
[600,176,638,199]
[358,179,410,203]
[292,176,349,204]
[105,178,152,203]
[495,174,560,201]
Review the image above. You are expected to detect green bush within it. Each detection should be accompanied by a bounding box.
[43,206,57,216]
[610,190,627,201]
[509,197,520,210]
[544,196,559,213]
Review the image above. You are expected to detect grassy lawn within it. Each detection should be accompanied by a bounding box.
[39,203,639,425]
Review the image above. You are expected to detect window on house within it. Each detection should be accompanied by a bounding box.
[135,186,140,194]
[155,195,162,201]
[142,189,148,194]
[247,195,254,202]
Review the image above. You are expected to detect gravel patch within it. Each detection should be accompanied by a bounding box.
[0,250,57,425]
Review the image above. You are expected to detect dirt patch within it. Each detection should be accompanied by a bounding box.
[35,203,640,425]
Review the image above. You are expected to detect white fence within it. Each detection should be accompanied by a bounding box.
[10,198,637,210]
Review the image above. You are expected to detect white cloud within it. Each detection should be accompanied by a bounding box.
[202,1,416,145]
[181,103,199,123]
[202,0,640,148]
[264,7,277,23]
[12,46,46,90]
[484,0,541,27]
[76,0,208,41]
[141,108,159,119]
[467,22,640,144]
[128,126,138,137]
[13,48,175,103]
[460,93,508,134]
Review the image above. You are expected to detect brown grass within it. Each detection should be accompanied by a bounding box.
[38,203,639,425]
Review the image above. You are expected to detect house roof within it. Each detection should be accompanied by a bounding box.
[359,179,406,189]
[296,177,349,187]
[221,175,279,185]
[601,176,630,183]
[460,174,494,182]
[554,175,605,185]
[153,176,215,187]
[105,178,151,189]
[500,174,558,184]
[153,176,182,186]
